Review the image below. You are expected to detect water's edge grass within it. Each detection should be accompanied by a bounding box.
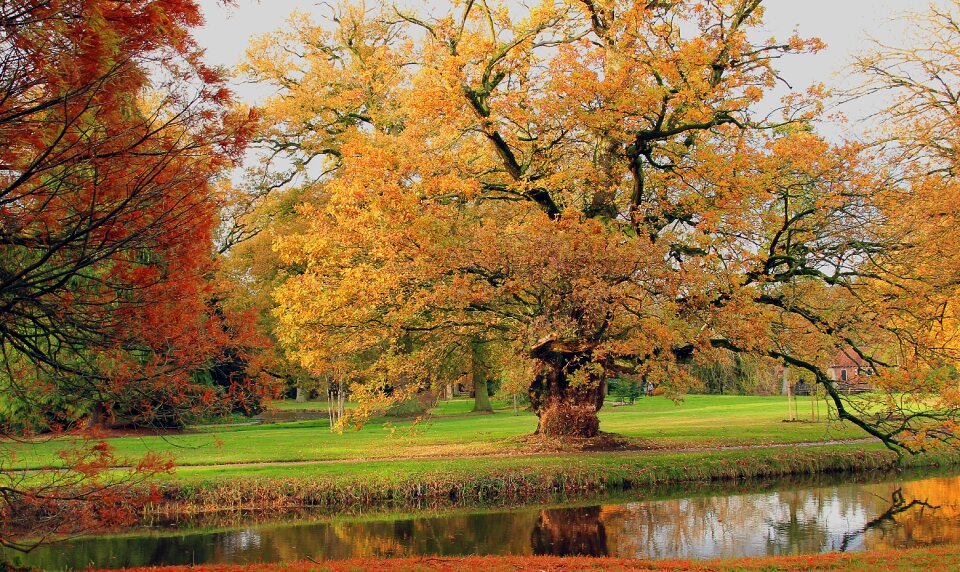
[149,443,960,518]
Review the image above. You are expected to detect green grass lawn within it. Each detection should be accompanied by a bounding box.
[264,399,359,412]
[3,396,866,468]
[166,442,890,484]
[3,395,867,471]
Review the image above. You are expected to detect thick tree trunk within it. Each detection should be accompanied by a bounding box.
[87,401,112,430]
[469,340,493,412]
[295,385,306,403]
[528,338,606,438]
[473,375,493,412]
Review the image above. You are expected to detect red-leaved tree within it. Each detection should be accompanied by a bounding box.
[0,0,261,550]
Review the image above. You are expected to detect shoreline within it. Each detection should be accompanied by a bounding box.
[149,443,960,517]
[9,447,959,571]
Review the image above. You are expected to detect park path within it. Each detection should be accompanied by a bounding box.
[160,437,881,472]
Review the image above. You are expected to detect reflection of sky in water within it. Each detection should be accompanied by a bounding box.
[11,472,960,570]
[609,489,874,559]
[227,529,261,552]
[604,480,949,560]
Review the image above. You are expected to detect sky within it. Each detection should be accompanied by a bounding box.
[193,1,938,136]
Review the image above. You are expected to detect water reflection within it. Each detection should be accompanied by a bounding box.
[838,488,940,552]
[531,507,608,556]
[9,471,960,570]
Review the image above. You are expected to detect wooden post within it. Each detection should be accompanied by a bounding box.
[815,384,821,422]
[788,381,794,420]
[783,367,794,421]
[811,382,816,420]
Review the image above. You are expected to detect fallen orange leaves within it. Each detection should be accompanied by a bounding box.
[113,546,960,572]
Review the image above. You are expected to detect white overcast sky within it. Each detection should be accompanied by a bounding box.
[193,1,941,137]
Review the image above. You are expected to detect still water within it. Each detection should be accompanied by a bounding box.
[10,470,960,570]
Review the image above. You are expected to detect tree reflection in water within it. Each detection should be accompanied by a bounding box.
[839,488,941,552]
[8,471,960,570]
[531,507,608,556]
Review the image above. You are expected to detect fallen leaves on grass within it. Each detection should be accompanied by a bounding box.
[113,546,960,571]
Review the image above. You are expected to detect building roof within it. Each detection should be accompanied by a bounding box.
[830,347,869,369]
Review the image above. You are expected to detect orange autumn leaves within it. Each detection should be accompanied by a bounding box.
[248,1,960,446]
[113,546,960,572]
[0,0,263,550]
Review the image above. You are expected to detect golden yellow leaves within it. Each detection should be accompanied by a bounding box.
[246,1,960,444]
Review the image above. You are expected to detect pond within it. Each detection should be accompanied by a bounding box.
[8,468,960,570]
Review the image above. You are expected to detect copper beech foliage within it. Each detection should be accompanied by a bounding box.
[251,1,960,447]
[0,0,262,550]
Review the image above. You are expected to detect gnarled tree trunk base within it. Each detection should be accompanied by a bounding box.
[528,336,606,439]
[535,399,601,438]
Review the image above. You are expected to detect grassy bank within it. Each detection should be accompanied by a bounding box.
[108,546,960,571]
[5,396,866,471]
[5,395,953,522]
[151,443,960,516]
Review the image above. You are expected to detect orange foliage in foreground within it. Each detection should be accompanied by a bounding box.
[114,546,960,572]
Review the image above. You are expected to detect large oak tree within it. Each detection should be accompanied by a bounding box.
[253,0,960,449]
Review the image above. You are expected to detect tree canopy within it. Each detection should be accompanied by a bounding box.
[0,0,263,549]
[241,0,960,449]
